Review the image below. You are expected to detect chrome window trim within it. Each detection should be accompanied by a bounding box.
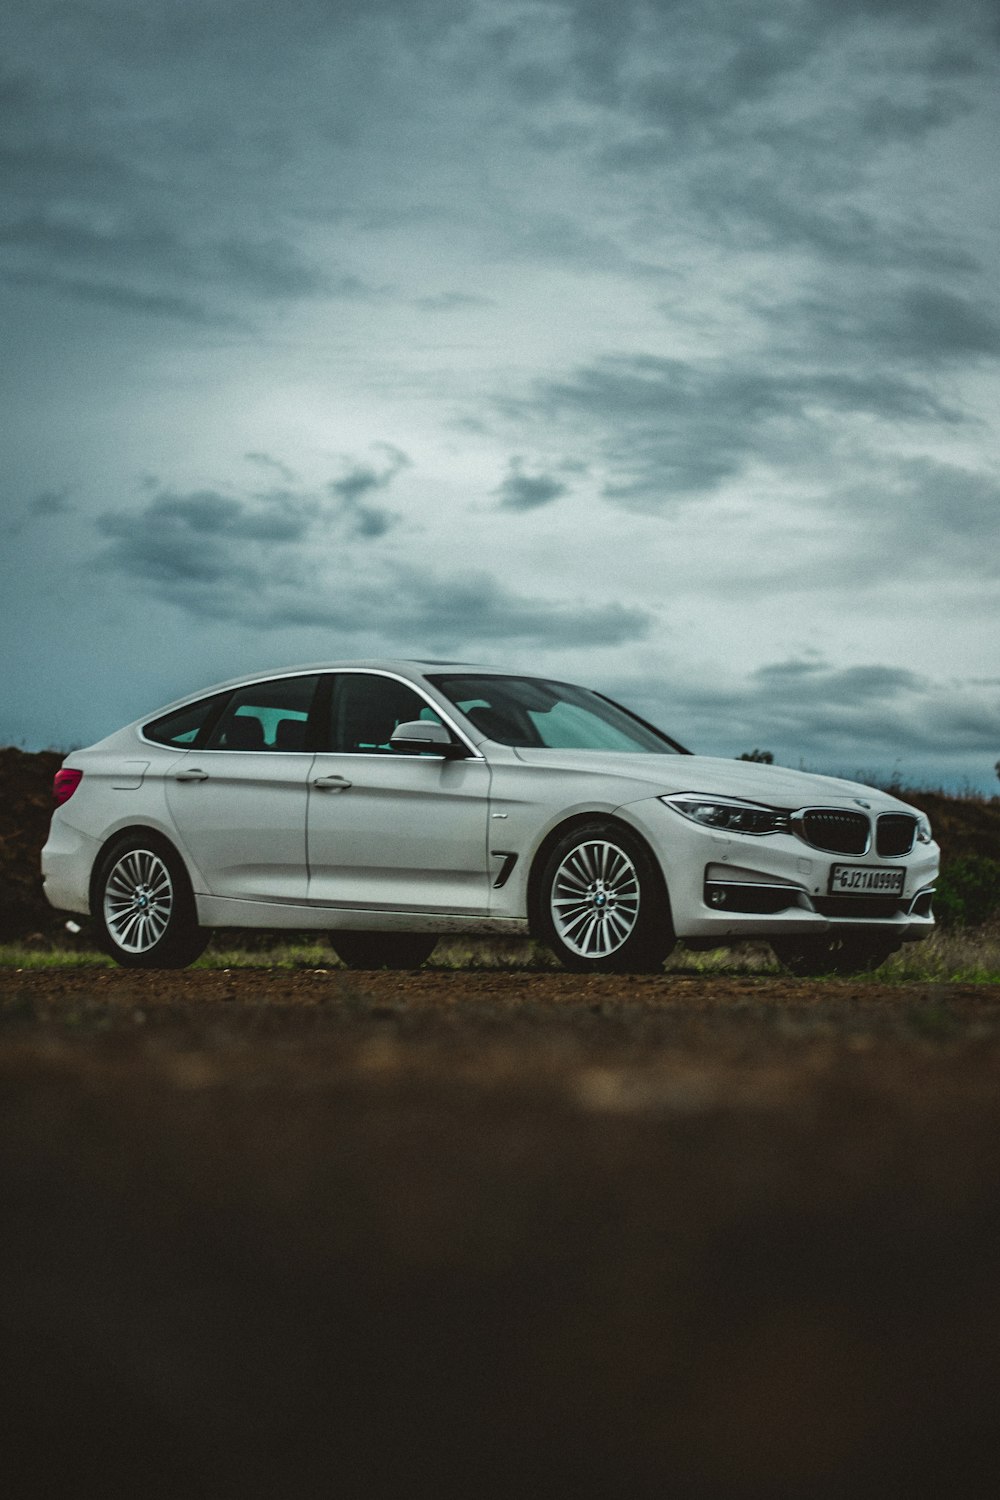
[138,669,325,753]
[138,667,485,759]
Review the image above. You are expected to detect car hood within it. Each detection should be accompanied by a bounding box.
[510,748,918,812]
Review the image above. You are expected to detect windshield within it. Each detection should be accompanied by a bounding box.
[428,674,687,753]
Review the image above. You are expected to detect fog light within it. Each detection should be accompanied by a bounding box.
[709,888,728,907]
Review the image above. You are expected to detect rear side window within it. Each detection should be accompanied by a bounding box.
[205,675,322,752]
[144,692,230,748]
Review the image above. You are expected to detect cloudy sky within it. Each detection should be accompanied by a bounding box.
[4,0,999,789]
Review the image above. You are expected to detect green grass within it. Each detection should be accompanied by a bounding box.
[878,921,1000,983]
[0,944,117,970]
[2,922,999,980]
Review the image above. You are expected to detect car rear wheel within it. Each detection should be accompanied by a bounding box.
[537,821,674,973]
[329,932,438,969]
[770,934,901,977]
[94,834,208,969]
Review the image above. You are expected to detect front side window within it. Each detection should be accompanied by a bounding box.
[205,675,321,752]
[328,673,442,754]
[428,675,685,753]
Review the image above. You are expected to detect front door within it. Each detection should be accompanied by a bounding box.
[306,671,491,914]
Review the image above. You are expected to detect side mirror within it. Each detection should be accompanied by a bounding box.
[389,720,467,758]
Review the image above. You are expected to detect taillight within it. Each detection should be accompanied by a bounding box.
[53,768,83,805]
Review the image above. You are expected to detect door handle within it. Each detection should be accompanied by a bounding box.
[312,774,353,791]
[175,768,209,782]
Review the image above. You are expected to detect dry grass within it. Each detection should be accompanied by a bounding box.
[4,921,1000,981]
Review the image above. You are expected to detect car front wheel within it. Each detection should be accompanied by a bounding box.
[93,835,208,969]
[537,821,674,973]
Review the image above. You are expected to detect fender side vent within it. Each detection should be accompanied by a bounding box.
[491,851,518,889]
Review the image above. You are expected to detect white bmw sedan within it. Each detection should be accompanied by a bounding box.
[42,660,939,974]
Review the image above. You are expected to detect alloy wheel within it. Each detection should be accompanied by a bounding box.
[103,848,175,954]
[549,839,641,959]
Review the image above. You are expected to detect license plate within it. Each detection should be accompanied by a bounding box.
[829,865,905,896]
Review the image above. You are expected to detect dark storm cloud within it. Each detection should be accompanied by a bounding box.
[9,486,74,538]
[265,569,651,648]
[793,285,1000,364]
[329,447,410,503]
[523,0,997,291]
[879,287,1000,360]
[0,213,343,322]
[551,0,999,109]
[209,237,335,300]
[95,456,411,588]
[745,658,1000,765]
[898,458,1000,536]
[4,268,231,326]
[91,458,651,650]
[415,291,495,311]
[390,568,650,647]
[523,357,764,499]
[495,461,569,511]
[1,213,193,277]
[516,353,959,505]
[609,656,1000,784]
[143,491,316,544]
[762,455,1000,593]
[685,175,979,273]
[754,660,927,701]
[4,0,997,783]
[517,0,995,156]
[245,453,299,483]
[328,446,410,539]
[93,488,308,587]
[101,523,652,649]
[870,459,1000,581]
[1,2,420,325]
[29,489,72,516]
[693,451,1000,603]
[5,0,995,332]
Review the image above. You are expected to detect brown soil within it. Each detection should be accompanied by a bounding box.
[4,965,1000,1498]
[0,746,62,939]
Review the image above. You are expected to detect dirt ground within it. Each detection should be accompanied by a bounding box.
[4,966,1000,1498]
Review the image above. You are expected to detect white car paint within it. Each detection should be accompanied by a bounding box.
[41,659,940,971]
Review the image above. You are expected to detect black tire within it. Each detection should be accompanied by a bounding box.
[536,820,674,973]
[92,833,208,969]
[771,934,901,977]
[329,932,438,970]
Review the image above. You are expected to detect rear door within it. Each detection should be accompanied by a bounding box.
[165,674,320,901]
[306,671,492,914]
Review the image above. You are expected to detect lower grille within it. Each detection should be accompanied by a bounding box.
[813,896,904,919]
[795,808,870,855]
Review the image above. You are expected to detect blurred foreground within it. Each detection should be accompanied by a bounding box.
[3,966,1000,1498]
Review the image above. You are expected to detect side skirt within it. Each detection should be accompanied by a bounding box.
[194,895,530,935]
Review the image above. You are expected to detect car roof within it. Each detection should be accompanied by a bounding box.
[133,659,527,724]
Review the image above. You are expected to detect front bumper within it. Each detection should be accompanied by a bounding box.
[628,797,940,945]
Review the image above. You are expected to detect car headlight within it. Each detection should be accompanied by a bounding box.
[916,814,933,844]
[661,794,790,836]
